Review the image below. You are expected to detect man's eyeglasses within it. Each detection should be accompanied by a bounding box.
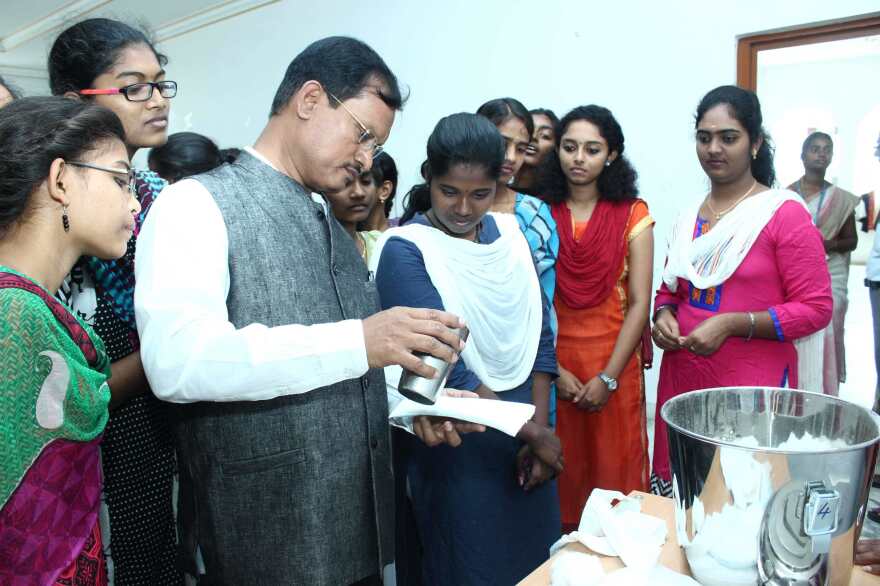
[79,81,178,103]
[67,161,136,196]
[327,91,384,158]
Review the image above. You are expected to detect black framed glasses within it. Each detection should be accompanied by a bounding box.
[67,161,136,196]
[79,80,178,103]
[327,91,384,158]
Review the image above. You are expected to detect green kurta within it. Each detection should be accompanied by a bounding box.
[0,265,110,506]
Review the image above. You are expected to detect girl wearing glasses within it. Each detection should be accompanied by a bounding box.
[0,96,140,586]
[48,19,181,585]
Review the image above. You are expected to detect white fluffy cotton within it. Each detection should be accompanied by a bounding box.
[550,551,605,586]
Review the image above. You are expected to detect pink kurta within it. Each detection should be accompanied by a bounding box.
[652,200,832,481]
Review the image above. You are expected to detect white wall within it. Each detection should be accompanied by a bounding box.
[2,74,46,98]
[760,53,880,194]
[154,0,879,403]
[758,52,880,262]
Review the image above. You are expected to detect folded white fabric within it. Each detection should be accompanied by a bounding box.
[550,489,668,571]
[385,367,535,437]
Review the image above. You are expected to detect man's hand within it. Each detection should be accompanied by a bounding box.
[363,307,466,378]
[411,389,485,447]
[413,417,465,447]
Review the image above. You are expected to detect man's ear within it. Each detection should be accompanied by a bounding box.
[293,80,324,121]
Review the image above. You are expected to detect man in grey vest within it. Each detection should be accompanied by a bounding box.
[134,37,467,585]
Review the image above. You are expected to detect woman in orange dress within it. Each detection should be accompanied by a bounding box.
[539,105,654,532]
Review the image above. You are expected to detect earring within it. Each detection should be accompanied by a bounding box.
[604,160,611,167]
[752,150,758,160]
[62,205,70,233]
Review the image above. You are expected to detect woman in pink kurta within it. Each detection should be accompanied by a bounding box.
[652,200,832,484]
[650,86,832,495]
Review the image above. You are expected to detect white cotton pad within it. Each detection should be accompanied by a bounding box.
[550,551,605,586]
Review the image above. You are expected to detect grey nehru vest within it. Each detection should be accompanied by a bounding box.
[174,151,393,585]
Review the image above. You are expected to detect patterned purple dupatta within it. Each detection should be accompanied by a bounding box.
[0,272,107,586]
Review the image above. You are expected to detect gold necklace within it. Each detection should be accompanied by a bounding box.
[705,180,757,221]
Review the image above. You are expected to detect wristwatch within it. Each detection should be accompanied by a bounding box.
[598,372,618,392]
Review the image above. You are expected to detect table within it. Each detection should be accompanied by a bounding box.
[518,491,880,585]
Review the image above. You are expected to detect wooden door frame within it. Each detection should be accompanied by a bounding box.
[737,12,880,91]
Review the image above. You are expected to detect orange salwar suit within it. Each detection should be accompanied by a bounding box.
[555,200,653,528]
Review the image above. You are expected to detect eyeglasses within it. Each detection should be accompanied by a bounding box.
[327,91,384,158]
[79,80,178,103]
[67,161,136,196]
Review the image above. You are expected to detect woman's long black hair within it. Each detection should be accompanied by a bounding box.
[695,85,776,187]
[400,113,504,225]
[476,97,534,137]
[49,18,167,96]
[368,151,398,217]
[0,96,126,239]
[537,105,638,204]
[148,132,222,183]
[530,107,559,128]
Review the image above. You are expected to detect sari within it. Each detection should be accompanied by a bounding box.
[791,180,859,395]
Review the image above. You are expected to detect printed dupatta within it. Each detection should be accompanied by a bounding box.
[0,270,110,584]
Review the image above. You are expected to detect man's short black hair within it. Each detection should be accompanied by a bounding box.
[270,36,404,116]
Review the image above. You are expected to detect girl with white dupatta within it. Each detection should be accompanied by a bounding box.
[650,86,832,497]
[373,113,562,586]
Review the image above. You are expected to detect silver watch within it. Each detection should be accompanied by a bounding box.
[598,372,618,392]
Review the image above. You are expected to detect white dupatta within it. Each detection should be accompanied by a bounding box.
[661,189,823,392]
[370,213,543,436]
[371,212,542,390]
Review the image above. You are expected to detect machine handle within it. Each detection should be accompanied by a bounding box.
[802,480,840,555]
